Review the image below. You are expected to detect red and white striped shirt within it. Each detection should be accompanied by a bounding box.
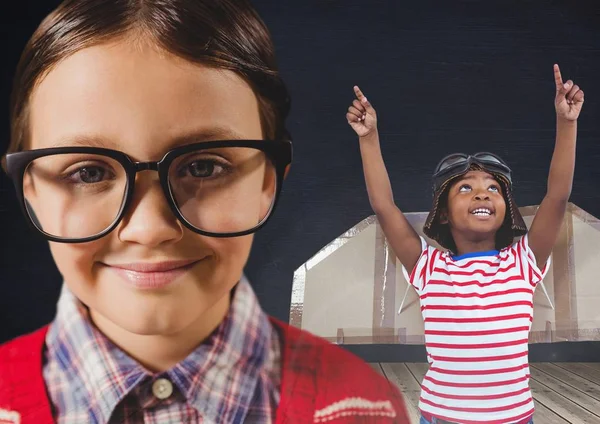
[403,235,550,424]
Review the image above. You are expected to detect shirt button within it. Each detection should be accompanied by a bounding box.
[152,378,174,400]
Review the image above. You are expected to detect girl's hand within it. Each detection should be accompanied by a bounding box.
[554,64,584,121]
[347,85,378,137]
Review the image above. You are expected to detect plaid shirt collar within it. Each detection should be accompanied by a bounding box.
[44,275,279,423]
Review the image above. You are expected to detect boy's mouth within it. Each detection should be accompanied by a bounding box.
[110,259,201,272]
[103,258,205,290]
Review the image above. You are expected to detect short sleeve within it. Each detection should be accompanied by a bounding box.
[400,236,440,293]
[514,234,552,286]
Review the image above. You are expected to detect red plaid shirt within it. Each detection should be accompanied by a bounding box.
[1,322,412,424]
[1,285,412,424]
[42,276,281,424]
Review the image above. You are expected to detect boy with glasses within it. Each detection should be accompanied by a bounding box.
[0,1,410,423]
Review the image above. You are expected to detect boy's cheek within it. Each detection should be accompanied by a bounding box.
[209,235,255,276]
[49,240,104,282]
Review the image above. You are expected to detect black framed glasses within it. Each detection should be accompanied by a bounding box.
[4,139,292,243]
[432,152,512,192]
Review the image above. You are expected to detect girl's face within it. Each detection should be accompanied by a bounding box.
[443,170,507,241]
[27,39,266,336]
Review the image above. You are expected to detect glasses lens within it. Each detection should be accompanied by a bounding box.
[22,153,127,239]
[473,153,511,175]
[168,146,277,234]
[437,154,467,173]
[474,153,503,164]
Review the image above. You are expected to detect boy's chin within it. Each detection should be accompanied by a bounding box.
[90,286,231,338]
[93,305,196,337]
[116,309,200,336]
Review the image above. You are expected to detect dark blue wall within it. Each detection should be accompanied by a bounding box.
[2,0,599,360]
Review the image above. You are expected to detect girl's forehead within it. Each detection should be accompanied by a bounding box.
[28,40,263,157]
[461,170,495,180]
[451,169,496,183]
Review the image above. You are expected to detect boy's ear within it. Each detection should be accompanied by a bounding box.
[283,164,291,179]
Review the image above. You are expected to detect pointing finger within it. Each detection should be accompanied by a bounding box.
[354,85,366,100]
[554,64,564,91]
[353,85,376,116]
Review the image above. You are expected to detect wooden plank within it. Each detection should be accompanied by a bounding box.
[381,363,422,424]
[530,378,600,423]
[405,362,429,385]
[532,400,571,424]
[531,363,600,402]
[530,366,600,417]
[581,363,600,372]
[369,362,385,377]
[553,363,600,385]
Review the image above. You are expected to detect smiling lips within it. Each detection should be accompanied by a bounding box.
[470,207,494,218]
[106,259,201,290]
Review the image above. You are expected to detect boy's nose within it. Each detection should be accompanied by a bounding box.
[116,173,184,247]
[474,192,490,201]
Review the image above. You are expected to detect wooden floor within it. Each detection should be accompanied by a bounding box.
[370,362,600,424]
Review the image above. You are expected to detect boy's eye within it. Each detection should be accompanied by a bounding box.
[188,160,217,178]
[178,159,228,179]
[67,165,115,184]
[489,185,500,193]
[459,184,472,192]
[78,166,106,183]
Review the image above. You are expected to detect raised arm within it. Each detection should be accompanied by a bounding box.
[528,64,584,268]
[346,86,422,274]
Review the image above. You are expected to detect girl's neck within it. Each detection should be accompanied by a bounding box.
[452,238,498,257]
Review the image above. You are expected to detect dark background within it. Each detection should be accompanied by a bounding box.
[1,0,599,361]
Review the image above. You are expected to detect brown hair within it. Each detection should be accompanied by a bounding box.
[2,0,291,169]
